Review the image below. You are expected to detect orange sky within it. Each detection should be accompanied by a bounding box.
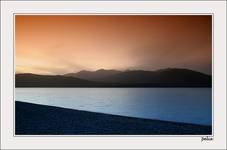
[16,15,212,75]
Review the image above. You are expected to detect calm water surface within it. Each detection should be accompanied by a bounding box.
[15,88,212,125]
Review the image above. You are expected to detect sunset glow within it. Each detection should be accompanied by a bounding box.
[16,15,212,75]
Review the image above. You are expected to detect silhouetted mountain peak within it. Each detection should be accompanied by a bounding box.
[96,69,106,72]
[95,69,119,72]
[156,68,209,76]
[64,69,122,80]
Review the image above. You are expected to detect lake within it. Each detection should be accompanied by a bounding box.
[15,88,212,125]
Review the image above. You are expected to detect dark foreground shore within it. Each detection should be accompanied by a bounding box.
[16,101,211,135]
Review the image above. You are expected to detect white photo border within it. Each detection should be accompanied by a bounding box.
[1,1,226,149]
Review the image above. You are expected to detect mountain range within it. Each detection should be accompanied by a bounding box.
[16,68,211,87]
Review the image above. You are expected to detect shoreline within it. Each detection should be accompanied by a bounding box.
[16,101,211,135]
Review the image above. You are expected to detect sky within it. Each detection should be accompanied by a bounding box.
[16,15,212,75]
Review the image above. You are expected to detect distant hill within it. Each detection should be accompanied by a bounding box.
[64,69,122,81]
[16,68,212,87]
[95,68,211,86]
[15,73,96,87]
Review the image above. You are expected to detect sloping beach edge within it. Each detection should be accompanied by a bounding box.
[15,101,211,135]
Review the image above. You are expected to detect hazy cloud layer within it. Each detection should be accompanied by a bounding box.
[16,15,211,75]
